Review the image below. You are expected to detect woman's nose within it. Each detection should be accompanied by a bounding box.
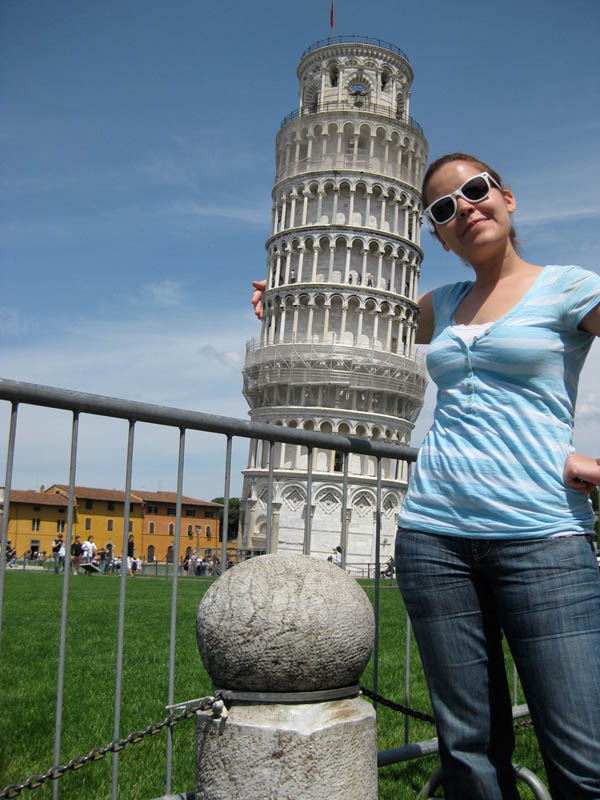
[456,196,475,216]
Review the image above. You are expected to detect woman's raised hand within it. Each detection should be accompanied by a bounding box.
[251,280,266,320]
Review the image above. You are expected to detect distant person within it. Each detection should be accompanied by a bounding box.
[52,535,64,574]
[70,536,83,574]
[5,540,17,568]
[127,534,135,576]
[333,545,343,567]
[81,535,97,564]
[381,557,394,578]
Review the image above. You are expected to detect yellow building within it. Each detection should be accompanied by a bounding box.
[5,484,224,564]
[131,490,223,563]
[5,490,70,559]
[45,484,144,555]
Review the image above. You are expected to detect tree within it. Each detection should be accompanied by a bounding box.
[211,497,240,541]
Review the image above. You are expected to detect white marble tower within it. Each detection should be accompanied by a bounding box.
[240,36,428,572]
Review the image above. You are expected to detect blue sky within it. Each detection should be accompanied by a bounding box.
[1,0,599,498]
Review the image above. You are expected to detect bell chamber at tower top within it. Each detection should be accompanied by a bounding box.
[275,37,428,189]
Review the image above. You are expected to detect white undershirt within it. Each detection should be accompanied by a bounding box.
[451,321,489,346]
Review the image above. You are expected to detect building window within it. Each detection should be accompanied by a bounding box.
[59,507,65,513]
[107,519,114,532]
[167,508,176,517]
[185,509,195,517]
[204,511,214,519]
[85,500,93,510]
[57,520,65,533]
[149,521,155,534]
[147,505,158,515]
[32,519,40,531]
[334,452,344,472]
[108,502,115,511]
[33,505,40,511]
[128,521,133,533]
[85,518,92,531]
[187,525,193,537]
[168,523,174,535]
[206,526,212,539]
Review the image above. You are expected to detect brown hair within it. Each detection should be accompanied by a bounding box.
[422,152,518,248]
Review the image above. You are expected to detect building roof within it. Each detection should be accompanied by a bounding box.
[10,490,68,506]
[42,485,221,507]
[45,485,143,504]
[132,490,222,508]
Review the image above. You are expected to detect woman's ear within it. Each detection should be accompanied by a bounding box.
[503,188,516,214]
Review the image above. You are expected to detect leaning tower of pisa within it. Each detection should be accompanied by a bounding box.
[240,36,428,570]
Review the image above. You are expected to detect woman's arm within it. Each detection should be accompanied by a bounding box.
[563,454,600,494]
[251,281,436,344]
[566,302,600,492]
[579,303,600,336]
[415,291,434,344]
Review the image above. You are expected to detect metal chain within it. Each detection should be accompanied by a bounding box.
[360,685,435,723]
[2,687,534,798]
[359,686,534,730]
[0,696,221,800]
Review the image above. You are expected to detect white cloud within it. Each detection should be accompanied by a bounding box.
[517,206,600,227]
[198,345,243,369]
[138,280,183,308]
[175,201,267,225]
[0,307,27,337]
[0,305,258,497]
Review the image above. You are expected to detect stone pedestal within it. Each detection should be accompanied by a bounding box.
[196,698,376,799]
[195,554,377,799]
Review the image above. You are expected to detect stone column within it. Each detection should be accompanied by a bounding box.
[195,554,377,800]
[270,502,282,553]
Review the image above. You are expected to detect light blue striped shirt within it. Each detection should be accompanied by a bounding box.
[399,265,600,539]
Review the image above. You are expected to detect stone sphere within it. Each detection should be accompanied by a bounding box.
[196,554,374,692]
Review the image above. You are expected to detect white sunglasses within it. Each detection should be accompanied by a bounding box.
[424,172,503,225]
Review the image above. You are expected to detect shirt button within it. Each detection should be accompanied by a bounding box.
[484,329,490,335]
[467,385,473,393]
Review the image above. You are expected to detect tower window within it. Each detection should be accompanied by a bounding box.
[350,84,368,108]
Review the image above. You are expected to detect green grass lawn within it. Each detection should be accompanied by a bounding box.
[0,572,545,799]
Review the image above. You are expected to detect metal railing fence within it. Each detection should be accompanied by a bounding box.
[0,377,418,798]
[300,35,411,63]
[280,100,423,133]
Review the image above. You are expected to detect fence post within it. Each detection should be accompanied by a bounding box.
[195,553,378,799]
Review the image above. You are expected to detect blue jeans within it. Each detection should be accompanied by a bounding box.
[395,529,600,800]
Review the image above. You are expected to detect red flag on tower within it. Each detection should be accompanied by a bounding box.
[330,0,335,32]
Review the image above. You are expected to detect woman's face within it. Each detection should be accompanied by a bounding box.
[425,160,515,260]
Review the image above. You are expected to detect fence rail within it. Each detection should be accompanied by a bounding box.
[281,101,423,134]
[0,377,419,798]
[300,35,411,62]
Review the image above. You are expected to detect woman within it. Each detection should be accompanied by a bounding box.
[250,153,600,797]
[396,153,600,799]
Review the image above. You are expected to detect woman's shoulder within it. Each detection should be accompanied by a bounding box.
[430,279,473,315]
[541,264,600,287]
